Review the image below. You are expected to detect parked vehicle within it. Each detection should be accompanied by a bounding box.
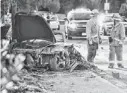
[65,10,91,39]
[49,14,60,30]
[35,12,60,30]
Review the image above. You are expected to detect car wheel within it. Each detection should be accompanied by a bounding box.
[49,55,65,71]
[125,28,127,36]
[57,25,60,30]
[68,36,72,40]
[49,56,58,71]
[104,29,108,36]
[65,31,68,39]
[66,33,72,40]
[65,34,68,39]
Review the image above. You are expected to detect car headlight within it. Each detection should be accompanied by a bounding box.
[68,23,77,29]
[124,24,127,27]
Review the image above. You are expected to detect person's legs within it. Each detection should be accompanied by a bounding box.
[108,45,115,68]
[92,43,98,61]
[87,44,94,62]
[87,42,98,63]
[115,45,124,68]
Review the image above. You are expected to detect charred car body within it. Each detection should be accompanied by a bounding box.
[10,12,89,71]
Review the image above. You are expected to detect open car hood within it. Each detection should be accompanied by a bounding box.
[13,13,56,43]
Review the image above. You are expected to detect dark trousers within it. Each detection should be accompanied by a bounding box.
[87,41,98,62]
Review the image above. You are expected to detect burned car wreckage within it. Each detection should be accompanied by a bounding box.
[10,12,90,71]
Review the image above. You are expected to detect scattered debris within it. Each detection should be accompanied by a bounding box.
[112,72,120,79]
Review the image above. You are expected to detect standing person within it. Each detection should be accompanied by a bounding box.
[108,14,126,68]
[86,9,102,63]
[119,0,127,18]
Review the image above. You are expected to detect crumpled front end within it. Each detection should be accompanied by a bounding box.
[12,44,89,71]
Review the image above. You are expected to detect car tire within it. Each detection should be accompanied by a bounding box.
[68,36,72,40]
[57,25,60,30]
[49,55,65,71]
[49,56,58,71]
[65,34,68,39]
[125,28,127,36]
[103,28,108,36]
[66,33,72,40]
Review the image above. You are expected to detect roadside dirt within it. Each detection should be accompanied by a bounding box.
[16,70,126,93]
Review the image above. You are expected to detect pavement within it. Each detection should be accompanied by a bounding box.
[54,25,127,92]
[67,39,127,90]
[19,70,127,93]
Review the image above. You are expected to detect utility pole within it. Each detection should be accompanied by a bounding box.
[106,0,108,14]
[36,0,39,11]
[26,0,31,13]
[104,0,109,14]
[11,0,17,34]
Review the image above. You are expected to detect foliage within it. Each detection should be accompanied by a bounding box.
[1,0,124,15]
[1,39,26,93]
[16,0,27,10]
[47,0,60,13]
[17,0,41,12]
[1,0,10,17]
[59,0,104,14]
[59,0,74,13]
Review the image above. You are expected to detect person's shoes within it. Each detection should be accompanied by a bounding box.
[117,63,124,68]
[108,63,114,69]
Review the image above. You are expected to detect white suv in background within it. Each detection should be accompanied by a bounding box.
[49,15,60,30]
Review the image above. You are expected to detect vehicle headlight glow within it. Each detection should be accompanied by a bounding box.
[68,23,77,29]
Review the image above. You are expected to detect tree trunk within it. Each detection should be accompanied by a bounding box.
[11,0,17,37]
